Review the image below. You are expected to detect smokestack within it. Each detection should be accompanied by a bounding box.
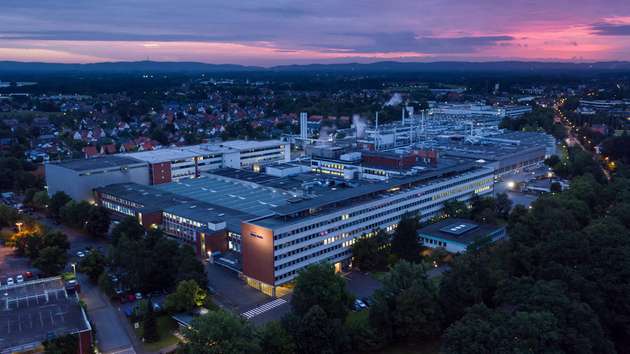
[300,112,308,139]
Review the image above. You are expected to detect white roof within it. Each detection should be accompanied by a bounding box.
[219,139,284,151]
[124,144,232,163]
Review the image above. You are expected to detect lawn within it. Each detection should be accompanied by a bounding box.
[133,315,180,352]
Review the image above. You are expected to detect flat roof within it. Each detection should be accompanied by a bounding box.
[418,218,504,245]
[124,144,232,163]
[0,277,90,351]
[155,175,290,217]
[270,162,482,216]
[96,183,191,213]
[219,139,284,151]
[52,155,145,171]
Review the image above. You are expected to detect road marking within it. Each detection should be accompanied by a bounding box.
[241,298,287,320]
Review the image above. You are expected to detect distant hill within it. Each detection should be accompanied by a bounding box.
[0,60,261,73]
[1,60,630,74]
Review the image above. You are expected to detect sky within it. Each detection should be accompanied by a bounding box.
[1,0,630,65]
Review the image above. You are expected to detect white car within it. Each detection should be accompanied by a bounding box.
[16,275,24,283]
[135,292,143,300]
[6,277,14,286]
[76,251,85,258]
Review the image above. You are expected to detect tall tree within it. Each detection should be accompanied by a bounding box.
[351,229,389,271]
[370,261,442,342]
[291,262,353,320]
[143,299,159,343]
[84,206,111,237]
[180,309,260,354]
[48,191,71,220]
[390,214,422,263]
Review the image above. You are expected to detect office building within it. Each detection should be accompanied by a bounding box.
[418,218,506,253]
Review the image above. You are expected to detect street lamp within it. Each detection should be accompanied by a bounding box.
[15,222,23,233]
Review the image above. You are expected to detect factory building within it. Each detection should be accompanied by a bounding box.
[218,140,291,168]
[45,156,149,201]
[45,140,290,200]
[123,144,233,184]
[242,162,494,295]
[95,158,494,297]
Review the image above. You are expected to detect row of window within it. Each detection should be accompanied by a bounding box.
[274,175,492,251]
[421,237,447,248]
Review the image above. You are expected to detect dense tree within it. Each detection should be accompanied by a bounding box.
[33,246,68,275]
[59,200,91,227]
[370,261,442,342]
[110,216,145,245]
[143,299,159,343]
[164,279,207,313]
[98,272,115,298]
[48,191,71,220]
[351,230,389,271]
[291,262,353,320]
[390,214,422,263]
[439,247,504,324]
[293,305,347,354]
[180,309,260,354]
[42,334,78,354]
[442,304,563,354]
[494,193,513,219]
[442,199,470,219]
[174,245,208,289]
[495,278,615,353]
[78,251,107,282]
[84,206,111,236]
[257,321,296,354]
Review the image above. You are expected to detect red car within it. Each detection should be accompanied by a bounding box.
[24,271,33,279]
[127,294,136,302]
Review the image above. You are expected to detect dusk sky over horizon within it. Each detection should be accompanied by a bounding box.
[1,0,630,65]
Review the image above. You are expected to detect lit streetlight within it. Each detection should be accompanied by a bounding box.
[15,222,23,233]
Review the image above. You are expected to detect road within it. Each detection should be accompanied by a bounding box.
[555,100,611,181]
[78,273,139,354]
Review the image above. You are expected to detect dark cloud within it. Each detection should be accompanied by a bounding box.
[314,32,514,53]
[0,30,269,42]
[591,22,630,36]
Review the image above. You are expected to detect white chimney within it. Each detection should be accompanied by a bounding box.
[300,112,308,139]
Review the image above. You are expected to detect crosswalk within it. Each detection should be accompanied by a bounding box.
[241,298,287,320]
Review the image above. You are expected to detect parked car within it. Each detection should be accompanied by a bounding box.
[127,294,136,302]
[24,271,33,279]
[76,251,85,258]
[360,297,372,307]
[354,299,367,311]
[153,302,162,311]
[6,277,14,286]
[16,275,24,283]
[135,292,143,300]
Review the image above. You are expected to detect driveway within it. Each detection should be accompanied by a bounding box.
[78,273,139,354]
[206,263,270,313]
[344,271,382,299]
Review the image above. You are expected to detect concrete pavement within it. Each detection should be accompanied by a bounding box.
[78,274,140,354]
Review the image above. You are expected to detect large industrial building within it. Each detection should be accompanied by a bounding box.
[45,155,149,201]
[95,152,494,296]
[45,139,290,201]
